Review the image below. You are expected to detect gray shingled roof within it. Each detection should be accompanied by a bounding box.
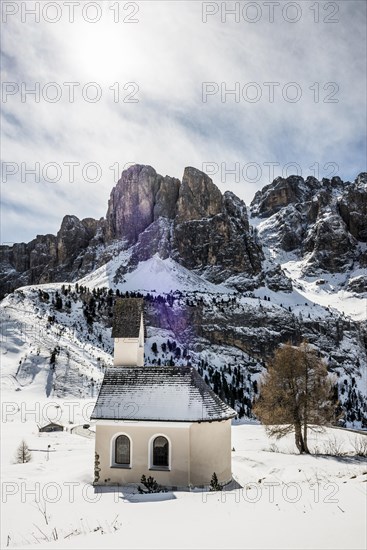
[112,298,144,338]
[91,366,237,422]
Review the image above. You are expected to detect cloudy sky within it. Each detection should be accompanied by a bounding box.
[1,0,366,243]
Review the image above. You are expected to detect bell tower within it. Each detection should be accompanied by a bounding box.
[112,298,145,367]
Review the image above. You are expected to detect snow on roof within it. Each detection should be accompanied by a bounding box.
[38,422,64,431]
[112,298,144,338]
[91,366,237,422]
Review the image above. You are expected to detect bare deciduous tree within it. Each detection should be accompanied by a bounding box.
[15,440,32,463]
[254,342,339,454]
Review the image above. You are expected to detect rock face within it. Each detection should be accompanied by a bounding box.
[1,165,366,298]
[176,167,223,222]
[0,216,103,296]
[0,165,269,297]
[338,173,367,241]
[251,172,367,281]
[251,175,317,218]
[103,165,266,286]
[105,165,180,244]
[57,215,99,264]
[173,188,262,280]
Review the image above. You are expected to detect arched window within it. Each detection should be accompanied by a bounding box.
[152,436,169,467]
[115,435,131,465]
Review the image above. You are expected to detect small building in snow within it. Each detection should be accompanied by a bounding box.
[91,297,236,489]
[38,422,64,433]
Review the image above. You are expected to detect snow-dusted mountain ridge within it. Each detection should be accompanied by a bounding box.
[1,165,366,426]
[0,164,292,297]
[1,166,366,301]
[251,172,367,284]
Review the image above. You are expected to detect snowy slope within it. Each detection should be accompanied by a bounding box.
[78,253,230,294]
[0,286,111,400]
[76,246,367,324]
[1,278,366,428]
[282,260,367,322]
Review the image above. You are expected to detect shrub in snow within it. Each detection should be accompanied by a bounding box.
[351,436,367,457]
[138,475,166,494]
[323,435,346,456]
[94,452,101,483]
[209,472,223,491]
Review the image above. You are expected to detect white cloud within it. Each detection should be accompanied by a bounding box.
[1,0,366,242]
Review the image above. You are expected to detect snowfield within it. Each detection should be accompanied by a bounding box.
[1,317,366,549]
[78,253,230,294]
[1,390,366,550]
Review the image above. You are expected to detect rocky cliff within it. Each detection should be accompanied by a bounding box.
[0,165,289,297]
[1,166,366,299]
[250,172,367,289]
[0,215,103,295]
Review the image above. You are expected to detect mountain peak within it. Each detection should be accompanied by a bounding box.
[0,165,365,299]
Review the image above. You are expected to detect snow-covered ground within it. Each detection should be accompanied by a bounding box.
[281,260,367,322]
[1,386,366,550]
[1,328,366,549]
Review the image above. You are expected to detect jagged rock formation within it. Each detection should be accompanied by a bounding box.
[105,165,180,243]
[0,215,104,295]
[1,166,366,299]
[338,173,367,242]
[0,165,286,297]
[251,172,367,284]
[105,165,265,285]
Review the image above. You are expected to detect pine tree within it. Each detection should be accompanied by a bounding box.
[16,440,32,463]
[138,475,165,494]
[50,348,57,366]
[209,472,223,491]
[55,294,63,310]
[254,342,338,454]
